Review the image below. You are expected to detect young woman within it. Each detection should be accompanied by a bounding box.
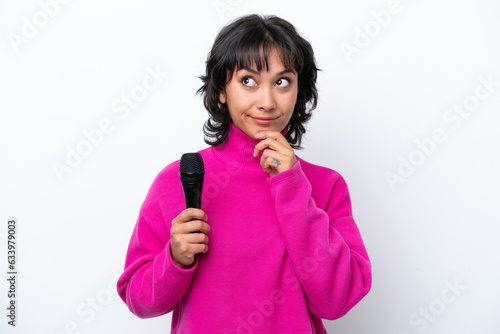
[117,14,371,333]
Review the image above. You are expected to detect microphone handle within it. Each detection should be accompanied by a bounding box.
[182,182,203,232]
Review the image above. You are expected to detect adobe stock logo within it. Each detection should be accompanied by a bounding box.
[7,0,73,53]
[48,270,121,334]
[399,278,466,334]
[385,74,499,192]
[51,64,168,183]
[340,0,403,63]
[212,0,245,21]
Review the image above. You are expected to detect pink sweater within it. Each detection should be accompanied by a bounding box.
[117,123,371,333]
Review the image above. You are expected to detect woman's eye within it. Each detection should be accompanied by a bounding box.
[276,78,290,87]
[242,77,256,87]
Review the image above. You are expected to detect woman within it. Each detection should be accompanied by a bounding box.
[117,14,371,333]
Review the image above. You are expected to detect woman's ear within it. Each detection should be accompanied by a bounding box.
[219,91,227,104]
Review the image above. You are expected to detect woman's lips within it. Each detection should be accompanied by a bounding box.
[251,117,277,125]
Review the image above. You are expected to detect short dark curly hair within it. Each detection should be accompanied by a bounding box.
[197,14,319,150]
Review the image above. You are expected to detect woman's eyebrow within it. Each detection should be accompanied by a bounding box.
[237,67,259,74]
[238,67,296,76]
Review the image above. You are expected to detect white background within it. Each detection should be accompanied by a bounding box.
[1,0,499,333]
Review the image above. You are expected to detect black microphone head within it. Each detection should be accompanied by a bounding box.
[179,153,205,183]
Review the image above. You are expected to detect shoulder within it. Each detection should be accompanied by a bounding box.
[152,147,213,186]
[295,156,352,212]
[142,147,213,211]
[296,155,347,187]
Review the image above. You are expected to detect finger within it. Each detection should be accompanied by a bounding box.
[260,149,288,171]
[182,231,209,245]
[254,131,289,145]
[187,240,209,255]
[192,243,209,254]
[175,243,208,261]
[253,138,292,157]
[193,221,210,234]
[178,208,208,223]
[176,220,210,234]
[254,137,290,153]
[181,238,209,256]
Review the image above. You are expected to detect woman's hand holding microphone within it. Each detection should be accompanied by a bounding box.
[170,208,210,269]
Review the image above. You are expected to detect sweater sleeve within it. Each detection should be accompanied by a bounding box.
[116,166,199,318]
[267,159,372,320]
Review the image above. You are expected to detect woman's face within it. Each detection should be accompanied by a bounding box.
[219,50,298,138]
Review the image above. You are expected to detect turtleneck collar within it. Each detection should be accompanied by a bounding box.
[212,122,288,172]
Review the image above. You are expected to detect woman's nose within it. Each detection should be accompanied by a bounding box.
[257,87,276,111]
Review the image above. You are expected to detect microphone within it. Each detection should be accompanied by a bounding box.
[179,153,205,230]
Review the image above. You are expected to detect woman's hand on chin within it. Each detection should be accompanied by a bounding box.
[253,131,296,177]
